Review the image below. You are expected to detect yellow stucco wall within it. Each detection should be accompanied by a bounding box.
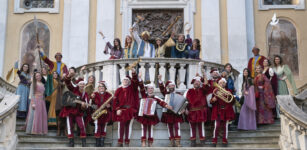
[4,0,64,78]
[3,0,306,88]
[253,1,307,88]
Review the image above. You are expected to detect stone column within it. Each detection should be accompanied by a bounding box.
[159,63,166,82]
[94,66,102,84]
[139,62,146,81]
[178,64,186,89]
[169,63,176,82]
[0,0,8,77]
[227,0,249,72]
[62,0,90,67]
[96,0,115,61]
[149,62,156,85]
[201,0,221,63]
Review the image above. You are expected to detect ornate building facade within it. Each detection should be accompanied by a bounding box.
[0,0,306,88]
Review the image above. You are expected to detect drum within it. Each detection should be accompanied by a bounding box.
[138,98,157,116]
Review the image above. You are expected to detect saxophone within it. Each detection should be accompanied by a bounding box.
[91,92,113,120]
[213,82,234,103]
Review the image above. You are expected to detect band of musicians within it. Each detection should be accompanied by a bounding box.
[14,16,298,148]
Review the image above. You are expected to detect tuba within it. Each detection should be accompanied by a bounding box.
[91,92,113,120]
[213,82,234,103]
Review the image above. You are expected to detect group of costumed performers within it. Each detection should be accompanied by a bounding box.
[12,14,299,148]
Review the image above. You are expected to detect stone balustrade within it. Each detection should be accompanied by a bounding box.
[77,58,239,92]
[0,77,18,150]
[277,95,307,150]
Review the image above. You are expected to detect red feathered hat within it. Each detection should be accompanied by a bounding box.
[217,77,227,84]
[75,78,84,84]
[210,68,219,74]
[98,80,107,88]
[165,80,175,88]
[191,76,204,84]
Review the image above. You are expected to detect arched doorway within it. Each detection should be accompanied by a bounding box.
[267,19,299,75]
[20,20,50,74]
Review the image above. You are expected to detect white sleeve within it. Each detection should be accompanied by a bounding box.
[183,90,188,99]
[236,74,243,97]
[133,30,142,44]
[269,68,274,77]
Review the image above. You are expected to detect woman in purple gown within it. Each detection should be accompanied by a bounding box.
[254,66,275,124]
[237,68,257,130]
[187,39,200,59]
[25,72,48,135]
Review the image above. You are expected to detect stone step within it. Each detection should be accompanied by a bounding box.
[16,147,280,150]
[17,133,279,143]
[16,119,281,149]
[16,129,281,139]
[17,140,279,149]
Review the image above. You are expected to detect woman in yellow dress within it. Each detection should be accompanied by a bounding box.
[155,37,175,58]
[45,71,65,135]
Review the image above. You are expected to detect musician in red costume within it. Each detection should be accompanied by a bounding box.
[137,72,172,147]
[247,47,266,78]
[206,68,221,123]
[90,81,112,147]
[60,69,89,147]
[112,68,139,147]
[208,68,221,93]
[210,78,235,147]
[158,75,184,147]
[184,75,210,147]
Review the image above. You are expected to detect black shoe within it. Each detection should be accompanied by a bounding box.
[211,143,217,147]
[81,138,86,147]
[200,140,206,147]
[117,143,123,147]
[222,143,228,147]
[96,138,101,147]
[100,137,105,147]
[190,140,196,147]
[69,138,74,147]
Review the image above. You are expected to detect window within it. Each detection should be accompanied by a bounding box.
[263,0,299,5]
[258,0,305,10]
[267,19,299,75]
[14,0,59,13]
[20,21,50,74]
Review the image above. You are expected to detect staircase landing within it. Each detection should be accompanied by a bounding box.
[16,119,280,150]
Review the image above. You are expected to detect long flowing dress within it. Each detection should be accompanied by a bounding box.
[254,74,275,124]
[25,83,48,135]
[45,75,63,126]
[237,82,257,130]
[16,71,31,118]
[273,65,297,95]
[263,68,278,96]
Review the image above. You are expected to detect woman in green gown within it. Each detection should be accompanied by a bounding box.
[273,55,297,95]
[272,55,297,118]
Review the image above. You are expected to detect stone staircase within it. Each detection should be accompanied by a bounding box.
[16,118,281,150]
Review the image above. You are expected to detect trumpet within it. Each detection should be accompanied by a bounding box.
[213,82,234,103]
[91,92,113,120]
[125,57,141,71]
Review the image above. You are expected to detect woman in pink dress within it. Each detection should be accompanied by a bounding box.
[25,71,48,135]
